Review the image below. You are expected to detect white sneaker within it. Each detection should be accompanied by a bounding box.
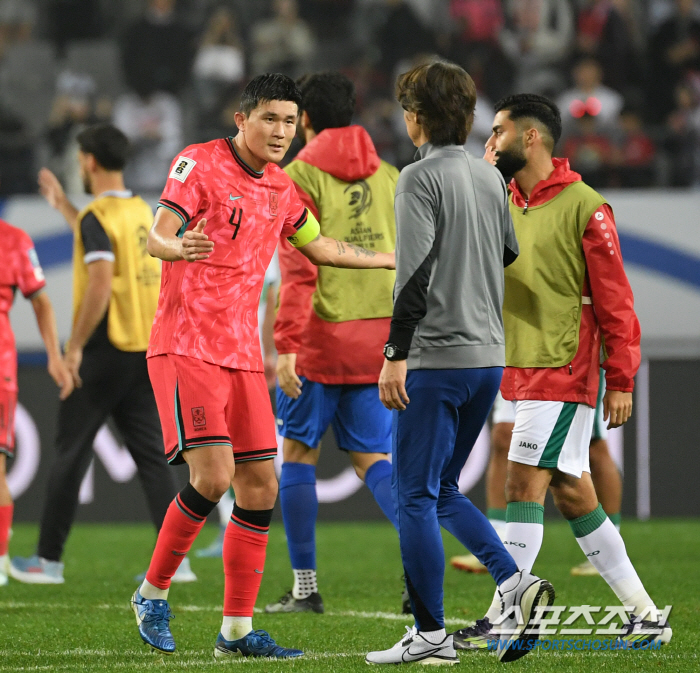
[495,570,555,663]
[366,626,459,665]
[0,554,9,586]
[171,556,197,583]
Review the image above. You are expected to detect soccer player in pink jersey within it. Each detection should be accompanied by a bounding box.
[0,221,72,585]
[131,73,395,659]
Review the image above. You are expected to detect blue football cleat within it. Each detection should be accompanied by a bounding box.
[131,588,176,654]
[213,630,304,659]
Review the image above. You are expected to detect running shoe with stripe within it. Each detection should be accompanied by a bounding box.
[214,630,304,659]
[130,588,176,654]
[451,618,496,650]
[616,614,672,648]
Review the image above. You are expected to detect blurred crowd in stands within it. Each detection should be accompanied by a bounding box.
[0,0,699,195]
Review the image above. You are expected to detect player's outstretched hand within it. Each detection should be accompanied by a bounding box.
[379,359,410,411]
[48,356,75,400]
[38,167,66,209]
[603,389,632,428]
[483,146,498,166]
[277,353,302,399]
[181,218,214,262]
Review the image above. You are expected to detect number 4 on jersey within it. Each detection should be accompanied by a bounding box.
[229,206,243,240]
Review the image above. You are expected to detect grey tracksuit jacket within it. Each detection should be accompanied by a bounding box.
[388,143,519,370]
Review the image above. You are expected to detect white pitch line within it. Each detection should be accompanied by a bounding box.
[0,602,468,626]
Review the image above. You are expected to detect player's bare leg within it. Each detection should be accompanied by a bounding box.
[451,422,512,574]
[0,454,12,584]
[487,423,512,516]
[589,438,622,524]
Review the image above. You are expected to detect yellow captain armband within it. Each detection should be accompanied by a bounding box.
[287,209,320,248]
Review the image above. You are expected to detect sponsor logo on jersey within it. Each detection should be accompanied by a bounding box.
[519,441,538,450]
[269,192,278,216]
[192,406,206,428]
[169,156,196,182]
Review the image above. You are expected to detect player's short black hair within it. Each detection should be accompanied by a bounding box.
[395,60,477,146]
[76,123,130,171]
[296,72,355,133]
[494,94,562,151]
[239,73,302,116]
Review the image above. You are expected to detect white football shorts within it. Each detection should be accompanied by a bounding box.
[508,400,595,477]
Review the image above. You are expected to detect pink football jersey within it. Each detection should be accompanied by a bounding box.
[148,138,316,371]
[0,220,46,388]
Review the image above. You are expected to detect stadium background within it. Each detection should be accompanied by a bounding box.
[2,0,700,522]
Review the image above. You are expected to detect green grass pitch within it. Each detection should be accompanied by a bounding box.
[1,520,697,671]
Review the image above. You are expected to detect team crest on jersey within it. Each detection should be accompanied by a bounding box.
[191,406,206,428]
[169,156,196,182]
[269,192,278,216]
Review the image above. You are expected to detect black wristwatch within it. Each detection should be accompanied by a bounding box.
[383,342,409,361]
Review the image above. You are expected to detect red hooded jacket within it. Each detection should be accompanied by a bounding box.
[274,126,393,384]
[500,158,641,407]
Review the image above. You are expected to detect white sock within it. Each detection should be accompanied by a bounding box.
[221,616,253,640]
[489,518,508,539]
[218,492,234,527]
[485,589,501,623]
[575,517,658,620]
[502,521,543,572]
[140,578,168,600]
[292,568,317,599]
[419,628,446,644]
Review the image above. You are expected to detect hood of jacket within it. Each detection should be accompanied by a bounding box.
[294,125,381,182]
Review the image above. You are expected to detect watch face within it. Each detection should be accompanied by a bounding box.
[385,345,396,358]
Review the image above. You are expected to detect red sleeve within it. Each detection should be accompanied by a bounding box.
[582,204,641,392]
[273,183,319,354]
[15,231,46,298]
[280,181,312,239]
[157,148,206,226]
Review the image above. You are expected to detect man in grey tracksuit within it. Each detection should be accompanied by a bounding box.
[367,61,555,666]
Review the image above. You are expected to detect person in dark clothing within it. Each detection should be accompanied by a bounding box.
[121,0,195,98]
[648,0,700,123]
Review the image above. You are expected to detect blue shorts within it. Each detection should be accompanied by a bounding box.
[276,377,391,453]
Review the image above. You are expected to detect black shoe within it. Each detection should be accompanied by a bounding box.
[264,590,324,614]
[451,618,495,650]
[616,614,672,648]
